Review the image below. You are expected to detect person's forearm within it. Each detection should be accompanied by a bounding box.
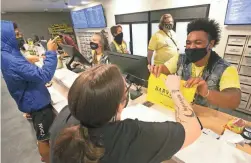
[147,50,154,64]
[206,88,241,110]
[171,90,199,124]
[170,90,201,148]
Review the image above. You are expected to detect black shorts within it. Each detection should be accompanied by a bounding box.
[31,104,55,141]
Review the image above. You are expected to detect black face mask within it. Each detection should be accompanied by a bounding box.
[90,42,99,50]
[114,32,123,45]
[164,24,173,30]
[185,47,209,63]
[16,37,25,50]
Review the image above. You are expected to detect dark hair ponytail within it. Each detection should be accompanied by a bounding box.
[54,64,125,163]
[54,125,104,163]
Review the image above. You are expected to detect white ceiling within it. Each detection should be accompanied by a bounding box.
[1,0,94,12]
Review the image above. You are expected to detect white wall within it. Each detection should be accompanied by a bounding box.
[77,0,251,57]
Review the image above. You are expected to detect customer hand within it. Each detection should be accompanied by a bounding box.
[26,55,39,64]
[147,64,169,78]
[47,38,58,51]
[185,77,208,97]
[165,75,181,92]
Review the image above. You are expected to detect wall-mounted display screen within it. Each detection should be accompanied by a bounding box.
[85,4,106,28]
[71,4,106,29]
[71,9,88,29]
[225,0,251,25]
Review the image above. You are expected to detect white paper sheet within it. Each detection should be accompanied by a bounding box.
[35,46,46,56]
[175,133,251,163]
[54,68,79,88]
[48,86,68,113]
[48,87,66,104]
[121,104,176,122]
[220,129,245,145]
[52,100,68,113]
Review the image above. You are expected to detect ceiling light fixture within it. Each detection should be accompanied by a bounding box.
[81,1,90,5]
[67,5,75,8]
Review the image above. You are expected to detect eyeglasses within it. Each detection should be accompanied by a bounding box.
[111,83,132,123]
[125,83,131,94]
[121,83,131,103]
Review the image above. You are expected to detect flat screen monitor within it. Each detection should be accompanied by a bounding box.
[85,4,106,28]
[106,51,150,87]
[71,9,88,29]
[61,44,91,66]
[225,0,251,25]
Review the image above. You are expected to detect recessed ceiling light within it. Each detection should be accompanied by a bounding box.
[81,1,89,5]
[67,5,75,8]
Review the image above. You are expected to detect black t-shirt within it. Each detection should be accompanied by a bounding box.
[50,106,185,163]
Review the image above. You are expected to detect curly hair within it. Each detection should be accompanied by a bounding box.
[187,18,221,46]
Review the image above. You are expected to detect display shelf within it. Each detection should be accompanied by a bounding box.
[224,35,251,115]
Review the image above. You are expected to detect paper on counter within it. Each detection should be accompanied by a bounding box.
[121,104,176,122]
[175,133,251,163]
[52,100,68,113]
[54,68,79,88]
[48,87,68,113]
[202,128,220,139]
[220,129,245,145]
[48,87,66,104]
[35,46,46,56]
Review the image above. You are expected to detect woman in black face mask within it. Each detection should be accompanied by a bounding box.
[110,25,129,54]
[89,30,110,65]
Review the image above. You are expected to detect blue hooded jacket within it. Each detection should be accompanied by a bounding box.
[1,20,57,113]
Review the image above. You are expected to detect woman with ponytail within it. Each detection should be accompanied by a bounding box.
[51,64,198,163]
[89,30,110,65]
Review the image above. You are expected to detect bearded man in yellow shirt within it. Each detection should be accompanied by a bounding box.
[148,14,179,65]
[149,18,241,110]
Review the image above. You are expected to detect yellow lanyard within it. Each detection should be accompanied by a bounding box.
[119,45,126,53]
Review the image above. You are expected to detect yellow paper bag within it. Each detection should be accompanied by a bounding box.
[147,74,197,111]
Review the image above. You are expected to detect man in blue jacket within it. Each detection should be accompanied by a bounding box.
[1,20,58,163]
